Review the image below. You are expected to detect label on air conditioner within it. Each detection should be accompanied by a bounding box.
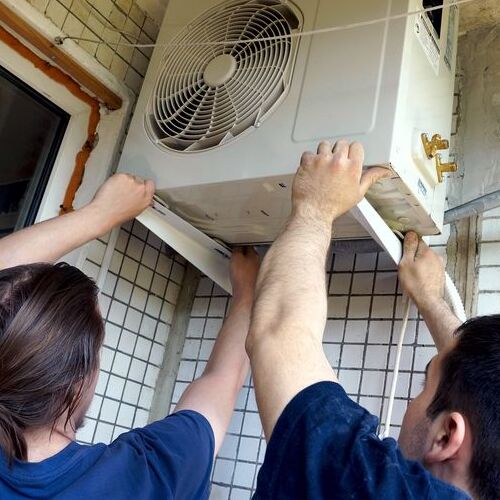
[414,14,440,75]
[418,178,428,198]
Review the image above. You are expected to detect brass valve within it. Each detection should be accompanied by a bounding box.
[421,133,450,159]
[421,133,457,183]
[435,154,458,183]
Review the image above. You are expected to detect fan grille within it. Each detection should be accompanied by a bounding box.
[146,0,301,152]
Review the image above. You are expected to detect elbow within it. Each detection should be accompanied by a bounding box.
[245,321,278,361]
[245,328,257,359]
[246,321,269,360]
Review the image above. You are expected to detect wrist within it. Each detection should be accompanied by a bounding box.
[415,296,448,316]
[79,203,117,236]
[231,288,255,308]
[290,209,335,232]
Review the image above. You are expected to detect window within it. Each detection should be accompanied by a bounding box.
[423,0,444,38]
[0,65,69,237]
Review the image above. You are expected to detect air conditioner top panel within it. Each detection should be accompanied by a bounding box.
[120,0,404,188]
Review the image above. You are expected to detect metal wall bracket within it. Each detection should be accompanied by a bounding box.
[137,197,406,296]
[137,199,233,293]
[351,198,403,266]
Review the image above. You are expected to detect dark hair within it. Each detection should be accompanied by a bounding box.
[427,315,500,500]
[0,262,104,462]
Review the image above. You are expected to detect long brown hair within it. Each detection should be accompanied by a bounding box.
[0,262,104,462]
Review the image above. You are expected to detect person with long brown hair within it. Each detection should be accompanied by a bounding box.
[0,173,259,499]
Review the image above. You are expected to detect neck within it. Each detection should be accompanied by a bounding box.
[427,462,473,498]
[23,417,75,462]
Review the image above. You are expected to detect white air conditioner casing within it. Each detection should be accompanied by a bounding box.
[119,0,459,247]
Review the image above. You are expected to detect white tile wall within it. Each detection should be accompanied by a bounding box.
[77,220,186,445]
[476,211,500,316]
[172,244,448,499]
[27,0,161,95]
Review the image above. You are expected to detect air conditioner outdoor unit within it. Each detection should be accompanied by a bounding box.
[118,0,459,288]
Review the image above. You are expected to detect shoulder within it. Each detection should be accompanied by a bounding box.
[97,411,214,498]
[112,410,215,458]
[255,382,470,499]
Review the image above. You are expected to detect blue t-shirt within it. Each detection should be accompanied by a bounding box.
[254,381,470,499]
[0,410,214,499]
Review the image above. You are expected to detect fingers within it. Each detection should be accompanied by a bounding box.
[300,151,315,166]
[402,231,419,262]
[127,173,143,184]
[145,179,156,195]
[122,173,146,185]
[348,142,364,165]
[232,246,254,257]
[317,140,332,155]
[359,167,391,195]
[415,238,429,259]
[332,139,349,158]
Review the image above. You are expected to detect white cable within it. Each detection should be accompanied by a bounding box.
[57,0,482,48]
[445,272,467,323]
[95,227,120,295]
[382,293,411,438]
[382,273,466,438]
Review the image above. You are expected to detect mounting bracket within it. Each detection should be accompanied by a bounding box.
[137,197,405,295]
[137,198,233,293]
[351,198,403,265]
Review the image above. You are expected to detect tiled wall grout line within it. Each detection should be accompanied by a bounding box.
[91,224,133,443]
[110,220,154,439]
[335,253,356,380]
[378,255,397,428]
[356,254,379,405]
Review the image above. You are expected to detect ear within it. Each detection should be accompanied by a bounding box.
[425,412,466,464]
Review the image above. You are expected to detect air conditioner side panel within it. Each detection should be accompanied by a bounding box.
[390,0,459,233]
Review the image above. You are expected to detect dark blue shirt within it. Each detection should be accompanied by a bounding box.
[0,410,214,499]
[254,382,470,499]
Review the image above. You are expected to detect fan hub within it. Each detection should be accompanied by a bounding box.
[203,54,237,87]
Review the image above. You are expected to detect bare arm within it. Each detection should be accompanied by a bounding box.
[175,248,260,454]
[0,174,155,269]
[398,232,461,351]
[246,140,390,440]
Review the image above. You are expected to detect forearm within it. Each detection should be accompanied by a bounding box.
[250,214,332,342]
[203,296,252,384]
[0,204,114,269]
[175,295,252,452]
[247,213,337,439]
[417,298,462,351]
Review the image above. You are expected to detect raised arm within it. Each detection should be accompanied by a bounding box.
[175,247,259,454]
[0,174,155,270]
[246,140,390,440]
[398,231,461,351]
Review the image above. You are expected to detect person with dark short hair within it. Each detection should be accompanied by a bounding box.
[0,173,260,499]
[246,140,499,500]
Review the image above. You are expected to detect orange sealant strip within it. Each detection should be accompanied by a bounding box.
[0,25,101,214]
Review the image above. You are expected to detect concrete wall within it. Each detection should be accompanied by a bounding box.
[449,25,500,207]
[447,25,500,316]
